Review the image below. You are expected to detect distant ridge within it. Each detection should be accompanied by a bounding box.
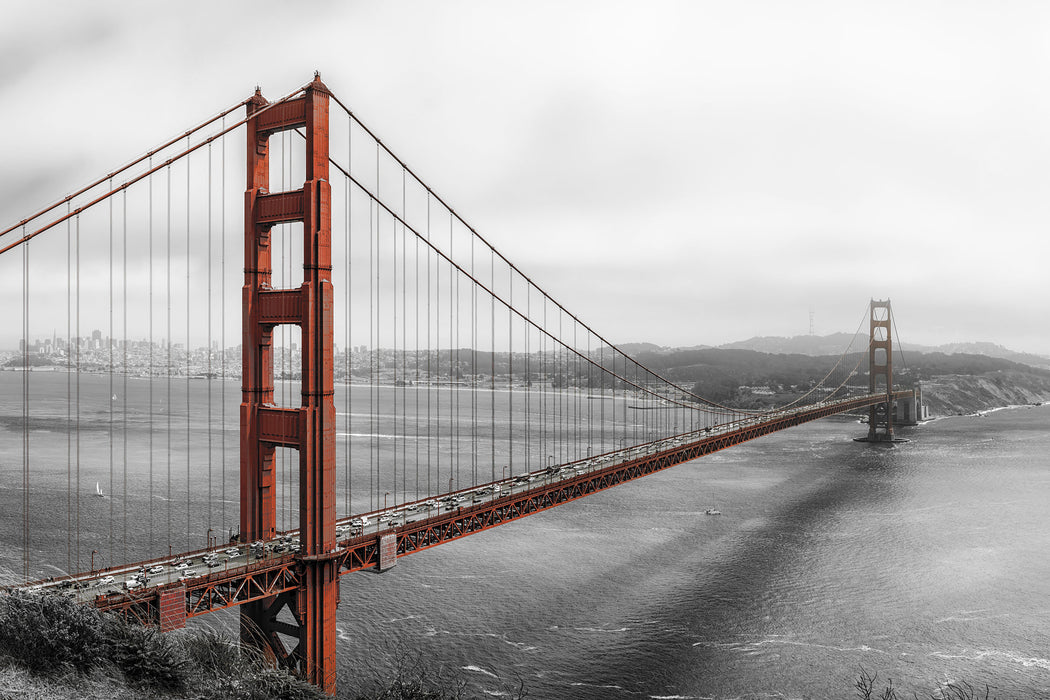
[718,333,859,357]
[717,334,1050,369]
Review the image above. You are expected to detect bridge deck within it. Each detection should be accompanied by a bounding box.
[16,391,911,628]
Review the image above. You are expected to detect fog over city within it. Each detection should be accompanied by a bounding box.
[1,1,1047,356]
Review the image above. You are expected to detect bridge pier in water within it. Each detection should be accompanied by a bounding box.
[240,75,338,693]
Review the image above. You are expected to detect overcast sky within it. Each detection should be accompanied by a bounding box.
[1,1,1047,355]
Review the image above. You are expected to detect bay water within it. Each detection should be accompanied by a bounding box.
[0,371,1047,698]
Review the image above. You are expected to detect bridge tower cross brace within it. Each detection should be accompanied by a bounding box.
[867,299,894,441]
[240,75,338,694]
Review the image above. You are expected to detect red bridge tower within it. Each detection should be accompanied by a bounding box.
[240,74,338,693]
[867,299,894,441]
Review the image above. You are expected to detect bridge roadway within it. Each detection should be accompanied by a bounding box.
[17,391,912,629]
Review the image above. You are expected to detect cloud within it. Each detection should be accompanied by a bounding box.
[0,2,1048,354]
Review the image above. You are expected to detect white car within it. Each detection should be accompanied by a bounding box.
[174,562,189,570]
[99,576,115,585]
[125,579,142,589]
[148,566,164,574]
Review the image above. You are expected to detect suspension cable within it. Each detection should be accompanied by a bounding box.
[0,85,310,258]
[891,307,909,376]
[776,307,872,410]
[328,154,719,416]
[328,93,750,414]
[0,99,252,242]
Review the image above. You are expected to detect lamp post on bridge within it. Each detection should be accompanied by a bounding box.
[90,550,98,573]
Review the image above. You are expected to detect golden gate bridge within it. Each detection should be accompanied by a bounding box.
[0,74,916,694]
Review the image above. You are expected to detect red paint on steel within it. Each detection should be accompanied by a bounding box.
[239,75,338,694]
[868,300,894,441]
[158,585,187,631]
[85,392,912,631]
[296,74,339,695]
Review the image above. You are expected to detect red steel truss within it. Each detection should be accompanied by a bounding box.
[83,390,910,631]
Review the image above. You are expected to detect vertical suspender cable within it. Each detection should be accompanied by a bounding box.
[402,168,407,503]
[434,202,440,499]
[508,265,513,479]
[426,195,432,498]
[392,181,398,506]
[525,281,530,475]
[414,177,420,503]
[108,179,114,560]
[369,144,376,512]
[281,131,287,529]
[587,330,592,456]
[148,159,154,554]
[22,231,29,581]
[207,141,213,544]
[472,230,478,486]
[122,190,128,563]
[490,247,495,482]
[167,165,173,553]
[186,138,192,549]
[350,120,359,518]
[540,297,545,473]
[451,214,457,492]
[220,120,227,539]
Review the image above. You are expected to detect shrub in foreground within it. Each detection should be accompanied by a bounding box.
[856,669,996,700]
[0,592,324,699]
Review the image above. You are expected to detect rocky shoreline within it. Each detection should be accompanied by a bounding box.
[919,370,1050,417]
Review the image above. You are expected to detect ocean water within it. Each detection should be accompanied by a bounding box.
[0,371,1047,698]
[332,404,1050,699]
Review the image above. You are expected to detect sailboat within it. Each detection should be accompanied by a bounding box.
[95,482,104,498]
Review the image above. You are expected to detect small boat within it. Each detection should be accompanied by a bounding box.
[111,394,117,401]
[95,482,104,498]
[704,509,721,516]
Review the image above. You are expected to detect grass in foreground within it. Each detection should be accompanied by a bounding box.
[0,591,324,699]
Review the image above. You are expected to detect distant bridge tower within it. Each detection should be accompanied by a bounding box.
[240,75,338,693]
[867,299,894,441]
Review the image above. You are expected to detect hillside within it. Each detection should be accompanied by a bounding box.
[628,346,1050,416]
[718,334,1050,370]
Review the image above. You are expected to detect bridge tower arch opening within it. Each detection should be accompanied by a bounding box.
[240,74,338,694]
[867,299,894,441]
